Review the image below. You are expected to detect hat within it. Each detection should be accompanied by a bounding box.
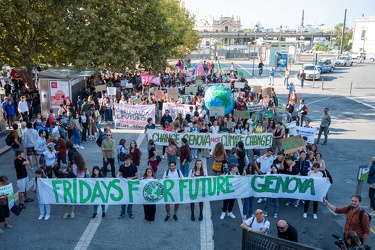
[47,142,55,148]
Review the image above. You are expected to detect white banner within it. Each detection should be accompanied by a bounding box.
[295,126,317,144]
[114,104,155,129]
[37,175,331,205]
[148,129,273,149]
[162,103,192,120]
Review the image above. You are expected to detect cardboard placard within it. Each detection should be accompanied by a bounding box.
[247,104,264,112]
[185,86,197,94]
[107,87,117,96]
[125,81,133,89]
[262,87,272,97]
[96,84,107,92]
[149,87,155,94]
[185,76,192,83]
[210,106,224,117]
[196,79,203,86]
[234,82,245,89]
[233,110,250,119]
[120,80,127,87]
[277,104,286,113]
[155,90,164,100]
[253,86,262,93]
[226,121,232,129]
[133,98,142,105]
[282,135,304,154]
[222,83,231,89]
[167,88,179,100]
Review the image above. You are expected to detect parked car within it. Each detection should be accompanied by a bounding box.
[302,64,320,80]
[370,55,375,62]
[316,59,335,73]
[335,56,353,66]
[349,52,361,59]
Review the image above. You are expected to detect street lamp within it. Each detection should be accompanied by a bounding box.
[278,25,282,52]
[252,25,258,76]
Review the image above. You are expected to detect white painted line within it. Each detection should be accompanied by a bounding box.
[74,132,145,250]
[201,154,214,250]
[235,63,266,87]
[237,197,245,221]
[308,97,331,105]
[346,96,375,110]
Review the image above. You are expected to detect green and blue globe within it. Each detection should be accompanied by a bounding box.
[204,85,235,115]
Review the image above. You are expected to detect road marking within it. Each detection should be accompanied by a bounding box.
[235,63,266,87]
[74,132,145,250]
[308,97,331,105]
[200,155,214,250]
[237,197,244,221]
[346,96,375,110]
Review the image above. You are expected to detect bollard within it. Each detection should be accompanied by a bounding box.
[321,77,324,90]
[350,82,353,95]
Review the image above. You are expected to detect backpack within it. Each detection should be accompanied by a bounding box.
[118,146,127,162]
[346,206,372,225]
[5,131,15,146]
[322,169,333,184]
[166,169,181,178]
[96,135,105,147]
[304,105,309,115]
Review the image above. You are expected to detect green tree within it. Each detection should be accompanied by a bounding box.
[333,23,352,52]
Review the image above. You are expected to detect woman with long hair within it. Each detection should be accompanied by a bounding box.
[242,163,255,220]
[91,166,105,218]
[0,176,12,230]
[129,140,141,168]
[72,153,87,178]
[88,108,98,141]
[188,160,207,221]
[142,168,157,222]
[235,141,246,175]
[211,142,228,176]
[166,138,177,164]
[33,169,51,221]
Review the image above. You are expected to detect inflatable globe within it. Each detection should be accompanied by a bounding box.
[204,85,235,115]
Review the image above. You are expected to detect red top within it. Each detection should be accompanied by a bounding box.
[130,147,141,166]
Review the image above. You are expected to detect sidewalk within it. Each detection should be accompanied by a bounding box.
[0,128,11,156]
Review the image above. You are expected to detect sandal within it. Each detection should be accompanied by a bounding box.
[5,224,12,228]
[24,198,34,203]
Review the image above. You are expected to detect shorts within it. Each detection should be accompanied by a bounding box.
[17,177,29,192]
[27,147,37,156]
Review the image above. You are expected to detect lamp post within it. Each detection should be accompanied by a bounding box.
[278,25,282,52]
[252,25,258,76]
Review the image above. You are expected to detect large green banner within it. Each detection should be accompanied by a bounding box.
[147,129,273,149]
[38,175,331,205]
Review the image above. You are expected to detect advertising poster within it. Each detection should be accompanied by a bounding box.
[50,81,70,108]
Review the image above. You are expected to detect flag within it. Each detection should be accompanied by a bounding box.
[10,69,21,78]
[194,61,205,76]
[181,59,188,69]
[217,60,223,73]
[176,60,184,71]
[140,74,160,85]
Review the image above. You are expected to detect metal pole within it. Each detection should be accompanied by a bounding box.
[252,30,257,76]
[340,9,347,55]
[313,67,316,88]
[350,82,353,95]
[321,77,324,90]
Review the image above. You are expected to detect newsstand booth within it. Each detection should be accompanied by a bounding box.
[38,68,93,117]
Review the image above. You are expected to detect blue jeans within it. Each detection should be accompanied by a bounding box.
[300,79,304,88]
[191,149,198,158]
[284,77,289,86]
[120,204,133,216]
[317,125,328,143]
[265,198,279,214]
[243,197,254,217]
[96,121,103,136]
[73,128,81,145]
[168,155,177,165]
[104,109,112,122]
[94,205,106,214]
[180,162,190,177]
[39,203,51,216]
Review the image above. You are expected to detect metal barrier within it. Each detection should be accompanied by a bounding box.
[242,230,322,250]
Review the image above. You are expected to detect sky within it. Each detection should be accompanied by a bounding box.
[183,0,375,29]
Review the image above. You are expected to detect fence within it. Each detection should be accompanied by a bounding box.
[242,230,322,250]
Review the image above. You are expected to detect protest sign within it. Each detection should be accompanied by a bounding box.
[0,183,15,210]
[133,98,142,105]
[185,87,197,94]
[210,106,224,117]
[149,87,155,94]
[167,88,179,100]
[95,84,107,92]
[195,79,203,86]
[221,83,231,89]
[38,175,330,205]
[120,80,127,87]
[125,81,133,89]
[114,104,154,129]
[140,74,161,85]
[277,104,286,113]
[234,82,245,89]
[247,104,264,112]
[148,129,273,150]
[262,87,272,97]
[253,85,262,93]
[107,87,116,96]
[282,135,305,154]
[155,90,164,100]
[295,126,317,144]
[234,110,250,119]
[226,121,233,129]
[185,76,192,83]
[162,103,191,120]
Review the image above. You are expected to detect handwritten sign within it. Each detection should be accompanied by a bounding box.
[253,86,262,93]
[120,80,127,87]
[107,87,117,96]
[210,106,224,117]
[167,88,179,100]
[185,87,197,94]
[234,110,250,119]
[185,76,192,83]
[262,87,272,97]
[282,135,304,154]
[155,90,164,100]
[133,98,142,105]
[96,84,107,92]
[234,82,245,89]
[221,83,231,89]
[125,81,133,89]
[277,104,286,114]
[149,87,155,94]
[247,104,264,112]
[196,79,203,86]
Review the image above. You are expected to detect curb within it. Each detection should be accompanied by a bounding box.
[0,145,11,156]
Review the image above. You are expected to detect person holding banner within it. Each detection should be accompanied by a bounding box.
[147,140,159,178]
[188,160,207,221]
[211,142,228,176]
[0,175,12,232]
[91,166,106,218]
[163,162,183,222]
[142,168,157,223]
[220,163,238,220]
[303,162,323,220]
[34,169,51,221]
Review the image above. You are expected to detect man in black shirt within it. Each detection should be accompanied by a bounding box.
[277,220,298,242]
[160,110,173,129]
[294,151,311,176]
[15,150,33,209]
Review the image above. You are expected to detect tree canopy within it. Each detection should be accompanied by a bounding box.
[333,23,352,52]
[0,0,199,72]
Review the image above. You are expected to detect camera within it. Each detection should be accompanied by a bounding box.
[332,234,345,250]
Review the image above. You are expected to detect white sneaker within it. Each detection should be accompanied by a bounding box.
[220,212,226,220]
[70,212,75,219]
[79,145,85,149]
[369,211,375,216]
[228,212,236,219]
[313,214,317,220]
[44,215,50,221]
[257,198,264,204]
[242,215,247,221]
[274,213,278,219]
[162,155,165,159]
[285,202,290,206]
[264,212,268,217]
[63,212,69,219]
[38,215,44,220]
[303,213,307,219]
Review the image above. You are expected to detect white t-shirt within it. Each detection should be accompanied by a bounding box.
[244,217,270,235]
[256,155,276,173]
[163,169,183,179]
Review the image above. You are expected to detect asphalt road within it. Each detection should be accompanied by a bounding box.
[1,60,375,249]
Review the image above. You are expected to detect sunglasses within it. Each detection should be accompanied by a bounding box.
[277,226,286,230]
[106,134,111,137]
[256,211,264,215]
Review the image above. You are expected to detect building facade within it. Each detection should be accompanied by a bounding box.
[194,15,242,32]
[352,16,375,55]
